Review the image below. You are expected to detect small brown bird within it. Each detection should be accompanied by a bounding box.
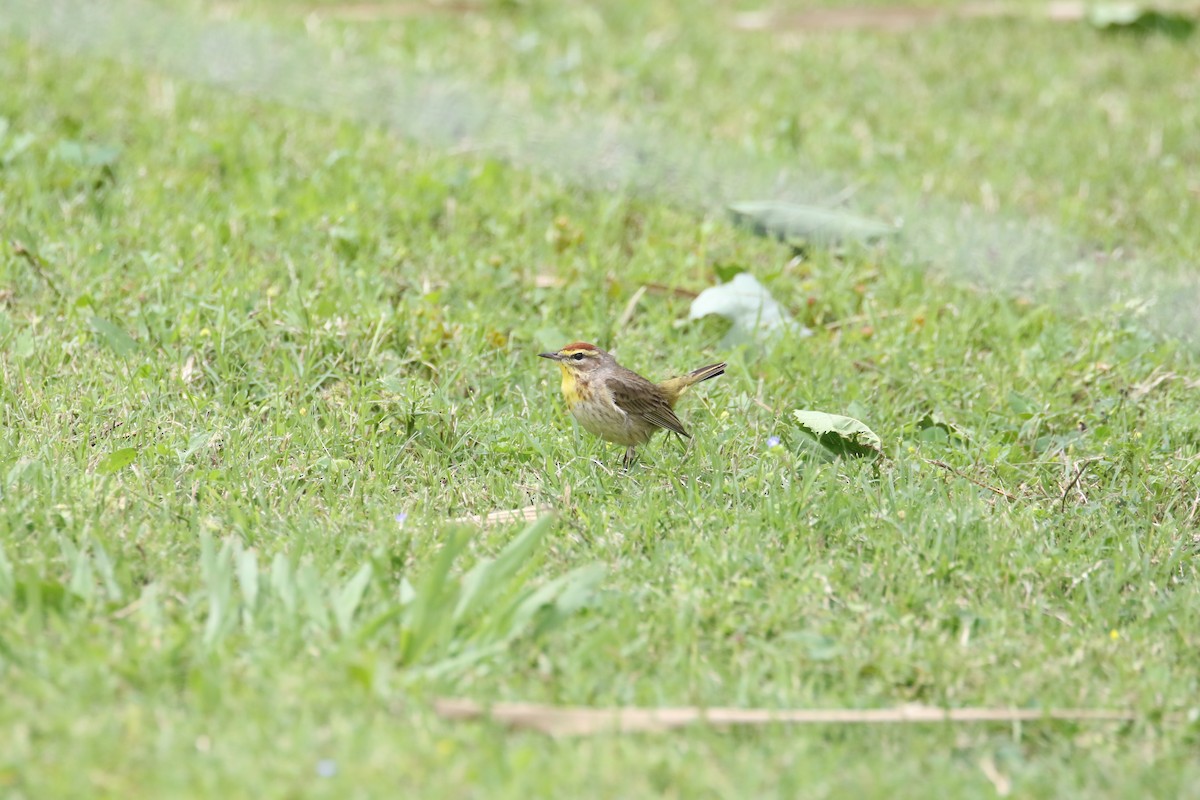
[538,341,726,466]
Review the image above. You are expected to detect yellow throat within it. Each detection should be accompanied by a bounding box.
[558,364,585,407]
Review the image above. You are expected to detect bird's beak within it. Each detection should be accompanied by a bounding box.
[538,352,562,361]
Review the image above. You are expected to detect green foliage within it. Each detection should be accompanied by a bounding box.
[186,518,602,670]
[1,2,1199,797]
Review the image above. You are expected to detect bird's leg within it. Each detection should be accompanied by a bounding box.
[622,445,637,469]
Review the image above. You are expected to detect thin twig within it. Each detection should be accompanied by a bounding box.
[1040,608,1074,627]
[824,309,904,331]
[924,459,1018,502]
[1059,457,1104,513]
[616,285,648,331]
[434,698,1137,737]
[213,1,483,20]
[641,282,699,300]
[978,756,1012,797]
[11,240,63,298]
[1129,367,1175,400]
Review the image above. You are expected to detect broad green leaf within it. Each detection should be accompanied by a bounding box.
[89,315,139,357]
[508,563,605,641]
[179,430,215,464]
[333,564,373,636]
[49,140,84,164]
[296,563,329,632]
[792,410,883,459]
[416,641,510,681]
[50,139,121,168]
[454,515,552,623]
[202,535,236,647]
[780,630,841,661]
[729,201,896,247]
[399,530,470,664]
[915,412,969,444]
[97,447,137,475]
[270,554,296,615]
[57,534,79,565]
[550,563,605,617]
[918,424,949,444]
[398,577,416,605]
[355,605,404,645]
[12,332,34,360]
[2,131,36,165]
[67,544,94,602]
[1007,391,1038,417]
[83,143,121,168]
[137,583,163,631]
[90,538,122,603]
[236,546,259,610]
[528,563,606,640]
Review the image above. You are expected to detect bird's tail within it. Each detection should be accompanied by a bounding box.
[658,362,726,403]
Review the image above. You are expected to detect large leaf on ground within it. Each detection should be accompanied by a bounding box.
[1087,4,1195,37]
[792,410,883,459]
[688,272,811,346]
[729,201,895,247]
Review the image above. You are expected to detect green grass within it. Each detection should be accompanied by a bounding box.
[2,1,1200,796]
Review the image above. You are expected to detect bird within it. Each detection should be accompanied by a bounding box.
[538,341,725,467]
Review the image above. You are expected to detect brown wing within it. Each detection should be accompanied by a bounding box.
[607,372,690,438]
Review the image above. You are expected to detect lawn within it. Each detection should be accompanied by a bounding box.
[2,0,1199,796]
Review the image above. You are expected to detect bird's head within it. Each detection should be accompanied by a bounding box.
[538,342,610,377]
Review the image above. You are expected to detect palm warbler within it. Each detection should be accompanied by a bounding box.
[538,341,725,465]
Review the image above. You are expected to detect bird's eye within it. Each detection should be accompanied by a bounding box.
[572,352,585,361]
